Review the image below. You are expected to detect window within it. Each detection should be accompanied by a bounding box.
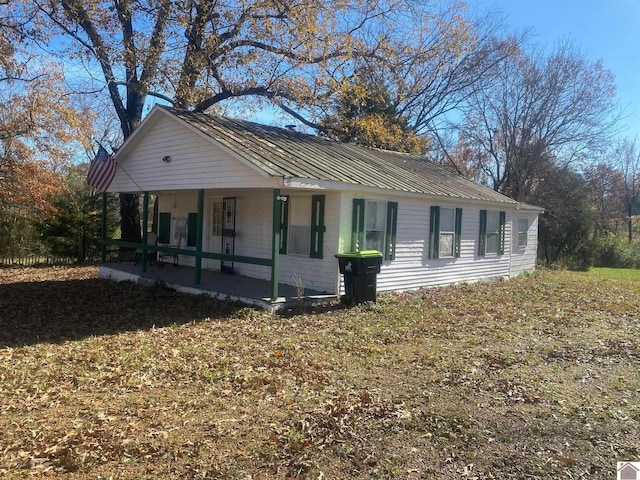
[279,195,326,258]
[429,206,462,259]
[159,212,199,247]
[479,210,506,256]
[211,201,223,237]
[289,196,311,255]
[517,217,528,248]
[352,199,398,260]
[366,201,386,252]
[172,216,187,245]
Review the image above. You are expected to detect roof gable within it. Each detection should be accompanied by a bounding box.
[146,106,516,205]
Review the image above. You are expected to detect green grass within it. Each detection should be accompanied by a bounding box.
[0,266,639,479]
[591,266,640,280]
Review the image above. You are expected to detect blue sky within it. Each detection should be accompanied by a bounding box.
[474,0,640,141]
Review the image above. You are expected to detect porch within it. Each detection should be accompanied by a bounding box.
[99,261,337,312]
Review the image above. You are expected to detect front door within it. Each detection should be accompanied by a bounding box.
[221,197,237,274]
[206,199,223,270]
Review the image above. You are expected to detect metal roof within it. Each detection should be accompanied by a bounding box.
[165,107,516,205]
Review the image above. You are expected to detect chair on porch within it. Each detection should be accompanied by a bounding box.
[134,231,158,265]
[159,234,183,267]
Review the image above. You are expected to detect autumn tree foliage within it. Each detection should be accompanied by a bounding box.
[16,0,509,240]
[318,4,512,152]
[320,73,429,154]
[0,18,95,256]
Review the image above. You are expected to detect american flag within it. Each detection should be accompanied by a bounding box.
[86,145,116,191]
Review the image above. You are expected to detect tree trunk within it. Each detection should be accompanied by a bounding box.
[120,193,141,242]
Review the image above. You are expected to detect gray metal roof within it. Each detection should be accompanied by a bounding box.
[166,107,516,205]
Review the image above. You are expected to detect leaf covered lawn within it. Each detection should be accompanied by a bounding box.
[0,266,639,479]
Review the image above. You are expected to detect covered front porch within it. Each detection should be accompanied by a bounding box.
[100,188,288,299]
[99,261,336,312]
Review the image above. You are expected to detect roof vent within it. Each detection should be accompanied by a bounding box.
[284,124,296,131]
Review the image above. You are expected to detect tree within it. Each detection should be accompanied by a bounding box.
[533,165,593,269]
[34,164,119,261]
[614,138,640,242]
[319,71,428,154]
[455,40,618,200]
[16,0,507,240]
[583,162,626,237]
[0,12,94,255]
[26,0,402,239]
[317,4,516,148]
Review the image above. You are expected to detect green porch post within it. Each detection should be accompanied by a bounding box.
[271,189,281,301]
[195,189,205,285]
[141,192,149,273]
[101,192,107,263]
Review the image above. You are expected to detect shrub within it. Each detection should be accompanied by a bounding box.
[592,236,640,269]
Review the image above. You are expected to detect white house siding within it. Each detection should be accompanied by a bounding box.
[109,113,274,193]
[337,191,515,293]
[509,214,539,276]
[158,188,536,295]
[380,199,512,291]
[157,189,341,294]
[276,191,341,294]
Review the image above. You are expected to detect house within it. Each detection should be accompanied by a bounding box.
[99,105,542,308]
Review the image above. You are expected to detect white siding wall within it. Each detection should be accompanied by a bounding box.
[157,189,341,294]
[510,213,539,276]
[157,188,538,295]
[277,191,341,294]
[109,114,274,192]
[337,192,517,292]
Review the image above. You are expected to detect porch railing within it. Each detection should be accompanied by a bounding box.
[103,240,272,267]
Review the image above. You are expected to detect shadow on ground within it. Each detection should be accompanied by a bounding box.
[0,276,249,347]
[0,267,352,347]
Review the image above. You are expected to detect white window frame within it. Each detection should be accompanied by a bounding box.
[288,196,311,256]
[485,211,500,255]
[172,216,187,245]
[439,207,456,258]
[365,200,387,253]
[517,217,528,249]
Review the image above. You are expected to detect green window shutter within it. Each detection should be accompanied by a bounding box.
[454,208,463,258]
[187,212,197,247]
[279,195,289,254]
[478,209,487,257]
[351,198,365,252]
[498,211,506,255]
[158,212,171,244]
[310,195,326,258]
[385,202,398,260]
[429,206,440,259]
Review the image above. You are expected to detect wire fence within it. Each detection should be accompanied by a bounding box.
[0,246,146,267]
[0,256,98,267]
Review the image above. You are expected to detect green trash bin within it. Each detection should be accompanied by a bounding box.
[335,250,383,304]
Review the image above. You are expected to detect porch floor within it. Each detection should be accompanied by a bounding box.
[99,261,337,312]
